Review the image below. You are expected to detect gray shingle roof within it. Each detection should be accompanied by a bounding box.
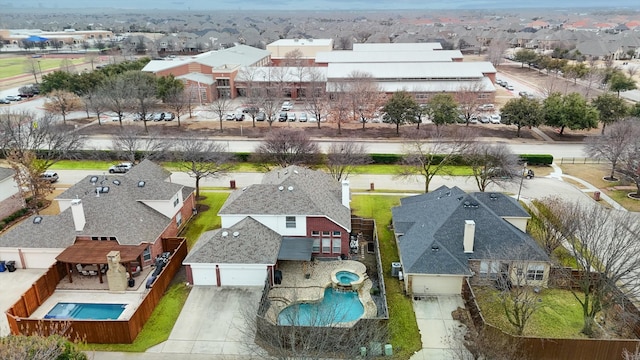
[0,161,191,248]
[219,166,351,231]
[184,217,282,264]
[392,186,548,276]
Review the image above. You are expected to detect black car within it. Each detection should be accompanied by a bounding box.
[278,112,288,122]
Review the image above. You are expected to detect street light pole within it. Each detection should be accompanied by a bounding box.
[517,162,527,202]
[37,60,43,83]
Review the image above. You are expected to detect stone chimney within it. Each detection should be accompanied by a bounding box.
[70,199,86,231]
[463,220,475,253]
[341,180,350,208]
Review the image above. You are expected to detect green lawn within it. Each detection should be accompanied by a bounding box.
[0,57,86,78]
[474,286,586,338]
[351,195,422,359]
[80,191,228,351]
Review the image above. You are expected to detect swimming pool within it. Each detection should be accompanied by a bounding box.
[44,303,126,320]
[278,287,364,326]
[335,270,360,285]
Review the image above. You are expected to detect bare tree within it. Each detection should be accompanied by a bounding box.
[401,128,472,193]
[623,344,640,360]
[172,139,233,199]
[83,90,108,125]
[497,258,544,336]
[209,95,233,132]
[325,142,371,181]
[110,126,172,163]
[344,70,383,130]
[584,118,639,181]
[327,81,350,135]
[282,49,307,98]
[485,40,509,67]
[100,76,134,125]
[0,334,87,360]
[24,57,41,84]
[60,58,76,73]
[124,71,159,132]
[456,83,485,126]
[541,199,640,336]
[42,90,83,124]
[236,66,263,127]
[465,143,521,192]
[254,129,321,168]
[617,130,640,198]
[0,111,84,213]
[303,67,329,129]
[165,88,189,126]
[529,197,566,256]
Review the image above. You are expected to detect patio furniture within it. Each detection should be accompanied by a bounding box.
[76,264,90,276]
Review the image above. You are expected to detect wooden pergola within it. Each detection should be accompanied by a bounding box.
[56,240,148,284]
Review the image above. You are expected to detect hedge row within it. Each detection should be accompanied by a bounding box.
[3,149,553,166]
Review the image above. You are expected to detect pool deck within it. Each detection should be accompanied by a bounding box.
[265,260,377,325]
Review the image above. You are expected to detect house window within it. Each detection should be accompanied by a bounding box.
[322,238,331,253]
[286,216,296,228]
[479,261,500,279]
[333,231,341,237]
[143,246,151,261]
[311,231,320,236]
[322,231,330,236]
[527,264,545,281]
[312,238,320,252]
[176,212,183,227]
[173,197,179,207]
[332,238,341,253]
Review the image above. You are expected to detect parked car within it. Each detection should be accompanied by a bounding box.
[163,112,175,121]
[287,112,296,122]
[235,113,245,121]
[40,171,59,183]
[496,79,505,86]
[256,112,266,121]
[479,115,491,124]
[109,162,133,174]
[152,113,165,121]
[477,104,495,111]
[225,113,235,121]
[281,101,294,111]
[5,95,21,101]
[242,106,259,114]
[298,113,308,122]
[278,112,288,122]
[506,84,515,91]
[489,114,502,124]
[469,116,479,124]
[0,98,9,104]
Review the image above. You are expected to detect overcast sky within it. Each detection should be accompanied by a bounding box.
[5,0,640,11]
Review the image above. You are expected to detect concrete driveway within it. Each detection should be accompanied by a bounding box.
[146,286,265,357]
[0,268,47,337]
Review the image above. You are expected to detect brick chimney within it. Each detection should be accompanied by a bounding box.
[70,198,86,231]
[463,220,475,253]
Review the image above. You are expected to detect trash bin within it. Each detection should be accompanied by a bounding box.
[230,180,236,189]
[0,261,5,272]
[594,191,601,201]
[6,261,16,272]
[128,278,135,288]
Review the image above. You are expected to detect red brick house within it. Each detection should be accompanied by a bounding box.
[184,166,352,286]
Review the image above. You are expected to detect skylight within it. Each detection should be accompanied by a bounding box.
[138,181,145,188]
[33,216,43,224]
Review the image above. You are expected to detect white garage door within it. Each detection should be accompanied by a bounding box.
[191,265,217,286]
[410,274,463,295]
[219,265,267,286]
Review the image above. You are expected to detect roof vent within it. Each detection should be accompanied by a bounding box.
[232,231,240,237]
[457,196,464,201]
[287,186,293,191]
[284,170,289,175]
[293,170,299,174]
[278,185,284,191]
[242,187,248,191]
[221,231,229,237]
[90,176,98,184]
[464,201,470,207]
[33,216,43,224]
[96,187,101,197]
[138,181,145,188]
[101,186,110,193]
[431,245,440,252]
[113,179,121,186]
[490,193,498,200]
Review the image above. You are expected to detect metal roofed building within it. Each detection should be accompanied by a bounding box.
[352,42,443,52]
[315,49,464,64]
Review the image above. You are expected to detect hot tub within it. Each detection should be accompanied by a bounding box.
[331,269,364,291]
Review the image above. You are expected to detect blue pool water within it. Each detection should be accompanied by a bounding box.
[278,287,364,326]
[336,270,360,285]
[44,303,126,320]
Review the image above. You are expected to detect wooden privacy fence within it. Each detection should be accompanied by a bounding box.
[462,280,640,360]
[5,238,187,344]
